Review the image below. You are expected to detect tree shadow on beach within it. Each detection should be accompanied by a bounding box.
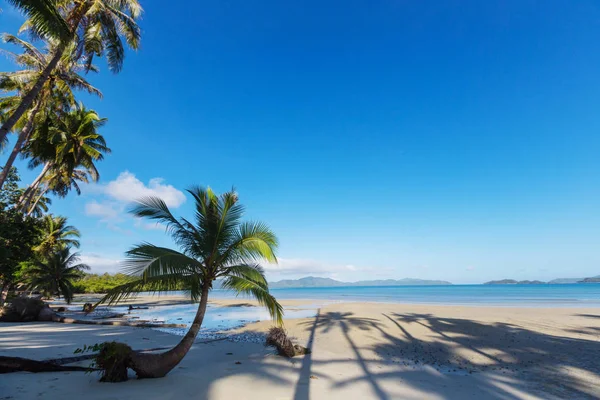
[289,310,600,400]
[372,312,599,399]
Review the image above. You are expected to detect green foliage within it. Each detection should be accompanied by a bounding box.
[0,167,41,291]
[33,214,80,256]
[72,273,135,294]
[23,247,90,303]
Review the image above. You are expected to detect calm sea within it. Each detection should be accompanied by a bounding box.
[211,283,600,307]
[69,284,600,335]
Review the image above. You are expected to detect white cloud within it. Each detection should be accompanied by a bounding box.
[85,200,120,220]
[79,254,123,274]
[105,171,186,207]
[84,171,185,230]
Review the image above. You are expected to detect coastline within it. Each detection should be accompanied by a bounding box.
[2,298,599,399]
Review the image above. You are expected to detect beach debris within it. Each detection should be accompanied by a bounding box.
[96,342,134,382]
[82,303,95,313]
[128,305,149,310]
[265,327,311,358]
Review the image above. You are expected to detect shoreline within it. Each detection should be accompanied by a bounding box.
[69,291,600,309]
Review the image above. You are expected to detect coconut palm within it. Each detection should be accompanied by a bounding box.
[33,214,80,256]
[18,103,110,212]
[0,34,102,190]
[0,0,141,143]
[25,247,89,303]
[98,187,283,378]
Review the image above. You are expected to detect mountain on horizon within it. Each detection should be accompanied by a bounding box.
[268,276,452,288]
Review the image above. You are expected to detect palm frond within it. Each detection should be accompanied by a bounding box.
[221,275,283,326]
[97,273,199,306]
[7,0,70,41]
[123,242,203,278]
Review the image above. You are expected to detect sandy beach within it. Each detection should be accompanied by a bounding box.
[1,300,599,399]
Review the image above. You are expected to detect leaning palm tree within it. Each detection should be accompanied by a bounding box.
[0,34,102,190]
[0,0,141,143]
[25,247,89,303]
[33,214,80,256]
[98,187,283,378]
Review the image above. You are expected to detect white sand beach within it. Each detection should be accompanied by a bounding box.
[1,300,599,399]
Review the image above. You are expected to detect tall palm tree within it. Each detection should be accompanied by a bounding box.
[99,187,283,378]
[33,214,80,256]
[0,0,141,143]
[0,34,102,190]
[18,103,110,212]
[25,247,89,303]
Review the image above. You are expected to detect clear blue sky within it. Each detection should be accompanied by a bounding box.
[2,1,600,283]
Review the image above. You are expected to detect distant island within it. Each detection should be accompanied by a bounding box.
[484,279,545,285]
[485,276,600,285]
[580,277,600,283]
[268,276,452,289]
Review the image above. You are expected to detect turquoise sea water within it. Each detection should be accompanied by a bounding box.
[211,283,600,307]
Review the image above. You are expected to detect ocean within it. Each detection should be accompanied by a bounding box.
[67,283,600,336]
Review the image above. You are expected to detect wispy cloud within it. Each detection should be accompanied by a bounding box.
[104,171,186,208]
[84,171,185,230]
[263,258,394,281]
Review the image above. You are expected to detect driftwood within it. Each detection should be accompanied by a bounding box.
[0,356,96,374]
[1,346,175,375]
[266,327,311,358]
[51,314,186,328]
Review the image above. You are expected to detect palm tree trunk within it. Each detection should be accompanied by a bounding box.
[26,185,50,216]
[0,100,43,190]
[0,281,7,307]
[127,283,211,378]
[18,162,51,211]
[0,46,65,144]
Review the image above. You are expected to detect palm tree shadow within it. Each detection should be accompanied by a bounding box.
[370,312,600,399]
[298,311,392,400]
[292,308,320,400]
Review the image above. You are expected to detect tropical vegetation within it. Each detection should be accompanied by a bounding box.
[21,247,90,303]
[97,187,283,378]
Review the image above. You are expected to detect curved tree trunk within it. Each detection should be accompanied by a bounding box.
[127,283,210,378]
[26,185,50,216]
[0,100,43,190]
[0,46,65,144]
[18,162,52,212]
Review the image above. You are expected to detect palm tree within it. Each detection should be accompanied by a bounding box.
[33,214,80,256]
[0,0,141,143]
[18,103,110,213]
[25,247,89,303]
[0,34,102,190]
[99,187,283,378]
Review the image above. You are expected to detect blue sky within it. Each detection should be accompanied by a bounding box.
[1,1,600,283]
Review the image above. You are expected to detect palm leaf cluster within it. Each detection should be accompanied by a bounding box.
[101,187,284,325]
[25,247,89,303]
